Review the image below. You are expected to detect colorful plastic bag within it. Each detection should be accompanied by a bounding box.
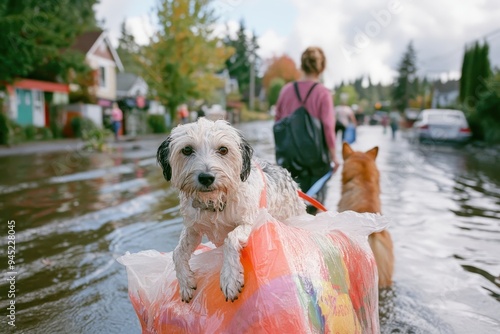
[118,210,387,333]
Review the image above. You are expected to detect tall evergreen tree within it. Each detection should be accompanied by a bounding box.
[459,46,471,103]
[353,77,364,100]
[117,21,141,75]
[459,41,491,107]
[224,20,260,100]
[392,41,417,112]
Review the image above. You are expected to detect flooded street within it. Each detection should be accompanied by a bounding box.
[1,120,499,333]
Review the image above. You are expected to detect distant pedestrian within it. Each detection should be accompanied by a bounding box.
[177,104,189,124]
[335,104,357,143]
[389,111,401,139]
[111,102,123,141]
[196,109,204,120]
[381,113,389,134]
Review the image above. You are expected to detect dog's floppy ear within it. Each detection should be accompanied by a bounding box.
[366,146,379,160]
[239,136,253,182]
[157,136,172,181]
[342,142,354,160]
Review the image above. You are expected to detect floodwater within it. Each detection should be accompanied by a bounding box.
[1,121,499,333]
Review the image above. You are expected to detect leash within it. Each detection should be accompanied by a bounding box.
[299,168,334,213]
[255,164,267,209]
[297,190,328,212]
[305,169,334,197]
[256,163,331,213]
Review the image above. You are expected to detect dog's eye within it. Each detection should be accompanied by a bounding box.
[181,147,193,156]
[218,147,228,155]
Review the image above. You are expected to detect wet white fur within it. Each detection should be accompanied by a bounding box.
[158,118,306,302]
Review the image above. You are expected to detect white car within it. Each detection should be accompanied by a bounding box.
[204,104,227,121]
[413,109,472,143]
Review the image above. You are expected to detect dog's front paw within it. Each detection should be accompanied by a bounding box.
[178,271,197,303]
[220,263,244,302]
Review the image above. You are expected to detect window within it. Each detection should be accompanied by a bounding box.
[98,66,106,88]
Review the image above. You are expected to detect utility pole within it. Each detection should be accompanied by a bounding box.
[249,53,255,111]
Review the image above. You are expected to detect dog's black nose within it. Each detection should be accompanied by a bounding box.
[198,173,215,186]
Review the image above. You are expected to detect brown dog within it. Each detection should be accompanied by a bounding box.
[338,142,394,288]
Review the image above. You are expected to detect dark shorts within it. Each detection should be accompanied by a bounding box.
[112,121,121,132]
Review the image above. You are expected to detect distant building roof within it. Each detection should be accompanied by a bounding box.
[71,30,124,72]
[71,30,103,54]
[117,72,139,92]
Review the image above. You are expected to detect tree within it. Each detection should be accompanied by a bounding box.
[139,0,233,119]
[334,85,359,106]
[116,21,142,75]
[475,70,500,143]
[459,46,471,103]
[459,41,493,140]
[392,41,417,112]
[459,41,491,107]
[267,78,285,106]
[224,19,260,99]
[262,55,300,89]
[0,0,98,86]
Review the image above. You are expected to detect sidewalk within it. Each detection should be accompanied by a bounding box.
[0,134,168,157]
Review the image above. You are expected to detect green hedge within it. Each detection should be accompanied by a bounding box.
[147,115,167,133]
[0,112,9,145]
[0,113,54,145]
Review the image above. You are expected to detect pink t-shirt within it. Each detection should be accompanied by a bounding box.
[275,81,336,151]
[111,107,123,122]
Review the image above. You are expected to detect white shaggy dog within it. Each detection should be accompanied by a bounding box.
[157,117,306,302]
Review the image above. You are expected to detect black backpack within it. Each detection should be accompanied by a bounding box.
[273,82,331,183]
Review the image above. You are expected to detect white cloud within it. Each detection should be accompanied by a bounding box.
[126,15,156,45]
[212,19,240,39]
[94,0,156,46]
[95,0,500,87]
[257,30,287,60]
[252,0,500,87]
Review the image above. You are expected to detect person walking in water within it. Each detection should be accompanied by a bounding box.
[111,102,123,141]
[274,46,339,213]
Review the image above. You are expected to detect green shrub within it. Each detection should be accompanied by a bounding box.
[147,115,167,133]
[49,106,63,138]
[71,117,83,137]
[82,127,112,151]
[71,117,98,138]
[24,125,36,140]
[50,123,62,138]
[471,71,500,143]
[0,112,8,145]
[267,78,285,106]
[40,127,53,140]
[9,122,25,144]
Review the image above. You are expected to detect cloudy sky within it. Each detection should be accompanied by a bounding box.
[95,0,500,88]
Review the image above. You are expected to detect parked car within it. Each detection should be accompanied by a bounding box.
[412,109,472,143]
[204,104,227,121]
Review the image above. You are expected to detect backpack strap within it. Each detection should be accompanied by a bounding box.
[294,81,319,106]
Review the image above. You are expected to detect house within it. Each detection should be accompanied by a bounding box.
[116,72,151,136]
[116,72,148,99]
[4,79,69,127]
[71,30,124,109]
[432,80,459,108]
